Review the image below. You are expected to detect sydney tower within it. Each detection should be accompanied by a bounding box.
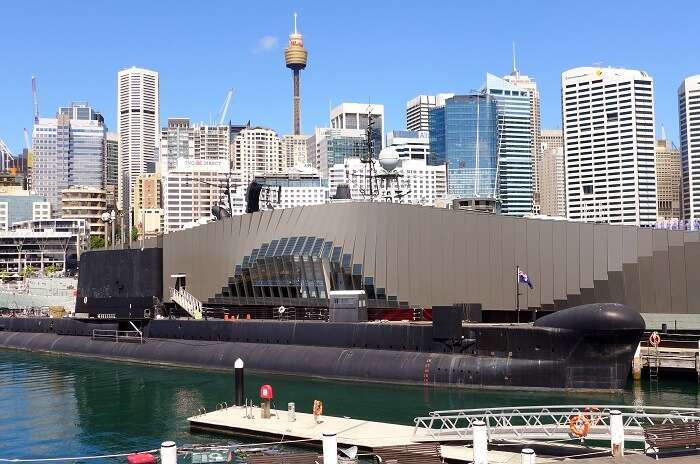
[284,13,307,135]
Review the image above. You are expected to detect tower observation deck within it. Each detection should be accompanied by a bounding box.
[284,13,308,135]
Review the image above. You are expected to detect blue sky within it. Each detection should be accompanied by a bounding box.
[0,0,698,153]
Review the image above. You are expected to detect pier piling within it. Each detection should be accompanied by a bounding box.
[234,358,244,406]
[322,432,338,464]
[632,343,642,381]
[610,410,624,457]
[472,420,488,464]
[160,441,177,464]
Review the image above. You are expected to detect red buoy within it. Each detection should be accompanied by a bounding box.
[127,453,157,464]
[259,384,274,400]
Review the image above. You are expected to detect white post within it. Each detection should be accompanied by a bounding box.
[610,410,624,457]
[472,420,488,464]
[632,342,642,381]
[322,432,338,464]
[160,441,177,464]
[520,448,535,464]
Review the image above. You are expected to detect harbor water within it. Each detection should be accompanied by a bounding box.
[1,348,699,461]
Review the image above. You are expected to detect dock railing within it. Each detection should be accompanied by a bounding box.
[412,405,700,443]
[91,329,144,344]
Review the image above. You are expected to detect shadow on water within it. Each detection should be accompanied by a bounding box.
[0,349,699,460]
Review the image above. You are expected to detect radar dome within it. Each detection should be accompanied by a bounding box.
[379,147,400,172]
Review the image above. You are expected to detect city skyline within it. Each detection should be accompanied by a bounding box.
[1,1,698,153]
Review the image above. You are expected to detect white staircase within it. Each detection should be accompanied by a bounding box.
[170,286,203,320]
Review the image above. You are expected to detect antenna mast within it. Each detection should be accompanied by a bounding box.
[32,76,39,123]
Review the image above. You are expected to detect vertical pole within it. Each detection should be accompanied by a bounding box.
[520,448,535,464]
[610,410,624,457]
[322,432,338,464]
[472,420,488,464]
[234,358,244,406]
[160,441,177,464]
[515,265,520,323]
[293,69,301,135]
[632,343,642,381]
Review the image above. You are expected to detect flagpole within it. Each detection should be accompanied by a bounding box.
[516,265,520,323]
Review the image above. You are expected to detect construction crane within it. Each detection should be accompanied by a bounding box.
[0,138,15,173]
[23,128,30,151]
[32,76,39,123]
[217,89,233,125]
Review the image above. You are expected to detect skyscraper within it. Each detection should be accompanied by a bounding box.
[655,134,681,220]
[308,127,367,179]
[562,67,657,226]
[32,102,107,211]
[540,129,565,217]
[428,95,499,203]
[330,102,384,156]
[504,67,541,214]
[117,66,159,228]
[232,127,283,185]
[483,73,533,215]
[106,132,119,208]
[284,13,308,135]
[281,134,311,168]
[406,94,454,132]
[678,75,700,221]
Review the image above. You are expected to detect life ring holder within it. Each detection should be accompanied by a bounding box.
[649,331,661,348]
[568,414,590,438]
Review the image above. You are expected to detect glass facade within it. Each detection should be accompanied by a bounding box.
[428,95,499,200]
[212,235,398,309]
[484,74,533,215]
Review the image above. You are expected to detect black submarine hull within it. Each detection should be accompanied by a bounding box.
[0,303,644,391]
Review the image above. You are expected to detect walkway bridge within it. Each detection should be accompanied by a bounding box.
[412,405,700,443]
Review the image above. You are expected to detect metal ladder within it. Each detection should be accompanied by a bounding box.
[649,345,660,383]
[170,286,203,320]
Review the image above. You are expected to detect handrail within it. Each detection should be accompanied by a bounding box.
[91,329,144,344]
[412,405,700,444]
[170,286,203,320]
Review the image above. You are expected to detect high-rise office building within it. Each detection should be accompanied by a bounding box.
[106,132,119,208]
[32,102,107,211]
[281,134,311,167]
[540,129,565,217]
[330,103,384,156]
[562,67,657,225]
[678,75,700,221]
[428,95,499,203]
[504,68,541,213]
[386,130,430,161]
[117,67,159,227]
[60,186,108,239]
[655,135,681,220]
[406,94,455,132]
[232,127,283,185]
[483,73,533,215]
[307,127,367,179]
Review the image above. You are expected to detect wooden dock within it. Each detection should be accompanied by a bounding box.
[188,405,554,463]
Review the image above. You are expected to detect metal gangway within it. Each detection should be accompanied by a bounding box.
[170,286,203,320]
[412,405,700,443]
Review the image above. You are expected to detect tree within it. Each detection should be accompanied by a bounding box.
[21,266,37,278]
[89,235,105,249]
[131,226,138,242]
[44,264,60,275]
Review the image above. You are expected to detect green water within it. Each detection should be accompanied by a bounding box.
[1,348,699,461]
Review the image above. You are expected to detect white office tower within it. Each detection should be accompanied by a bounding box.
[678,75,700,221]
[562,67,657,225]
[330,102,384,156]
[282,134,311,167]
[117,67,159,229]
[504,69,542,213]
[540,129,566,217]
[160,118,233,233]
[232,127,284,186]
[386,130,430,161]
[405,94,454,132]
[32,102,107,211]
[329,157,446,205]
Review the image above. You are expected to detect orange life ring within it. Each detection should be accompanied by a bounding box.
[568,414,590,438]
[313,400,323,417]
[649,332,661,347]
[584,407,601,426]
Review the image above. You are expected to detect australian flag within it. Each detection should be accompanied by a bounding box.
[518,268,534,289]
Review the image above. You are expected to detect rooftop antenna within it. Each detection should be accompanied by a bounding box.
[661,124,667,141]
[511,41,518,77]
[293,11,298,34]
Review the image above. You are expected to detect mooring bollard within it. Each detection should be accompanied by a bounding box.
[234,358,244,406]
[322,432,338,464]
[472,420,488,464]
[610,410,624,457]
[160,441,177,464]
[288,402,296,422]
[520,448,535,464]
[632,343,642,381]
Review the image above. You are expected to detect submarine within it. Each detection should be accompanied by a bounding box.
[0,247,645,392]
